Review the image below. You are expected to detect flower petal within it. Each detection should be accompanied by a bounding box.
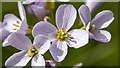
[5,51,31,66]
[31,5,46,20]
[67,29,89,48]
[31,55,45,66]
[33,35,51,54]
[49,40,68,62]
[45,60,57,67]
[56,5,77,31]
[2,33,33,50]
[32,21,57,38]
[91,30,111,42]
[0,28,10,41]
[85,0,103,12]
[18,1,28,34]
[91,10,114,29]
[78,5,91,27]
[3,14,22,32]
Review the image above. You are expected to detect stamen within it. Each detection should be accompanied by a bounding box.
[27,47,38,57]
[16,21,20,24]
[92,25,95,28]
[80,26,85,29]
[13,28,17,30]
[56,28,69,41]
[13,24,20,27]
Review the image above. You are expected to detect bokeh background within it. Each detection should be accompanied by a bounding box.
[1,1,119,67]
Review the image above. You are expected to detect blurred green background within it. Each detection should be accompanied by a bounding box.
[1,1,118,67]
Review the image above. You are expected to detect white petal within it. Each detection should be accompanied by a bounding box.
[31,5,46,20]
[78,5,91,27]
[0,27,10,41]
[2,33,33,50]
[18,1,28,34]
[67,29,89,48]
[92,10,114,29]
[18,1,26,21]
[56,5,77,31]
[31,55,45,66]
[91,30,111,42]
[5,51,31,66]
[3,14,22,32]
[85,0,104,12]
[32,21,57,38]
[33,35,51,54]
[49,40,68,62]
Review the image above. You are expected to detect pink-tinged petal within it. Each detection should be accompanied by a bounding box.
[31,5,46,20]
[73,63,82,68]
[18,1,26,22]
[18,1,28,34]
[45,60,57,67]
[33,35,51,54]
[91,10,114,29]
[78,5,91,27]
[0,28,10,41]
[3,14,22,32]
[49,40,68,62]
[2,33,33,50]
[32,55,45,66]
[5,51,31,66]
[32,21,57,38]
[91,30,111,42]
[85,0,104,13]
[67,29,89,48]
[56,5,77,31]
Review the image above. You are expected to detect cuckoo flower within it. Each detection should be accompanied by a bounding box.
[4,33,50,67]
[23,0,47,20]
[85,0,105,13]
[32,5,89,62]
[78,5,114,42]
[1,1,28,45]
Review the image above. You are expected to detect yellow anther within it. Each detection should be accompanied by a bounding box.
[57,36,60,39]
[35,51,38,53]
[60,36,63,39]
[80,26,85,29]
[61,28,64,31]
[13,28,17,30]
[66,34,69,37]
[27,54,32,57]
[92,25,96,28]
[16,21,20,24]
[13,24,20,27]
[64,31,67,34]
[56,30,59,33]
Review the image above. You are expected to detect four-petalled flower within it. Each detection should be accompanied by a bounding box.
[78,5,114,42]
[4,33,50,67]
[32,4,89,62]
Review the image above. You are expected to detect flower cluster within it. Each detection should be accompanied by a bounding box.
[1,0,114,67]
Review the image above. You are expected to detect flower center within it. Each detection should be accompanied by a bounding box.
[56,28,69,41]
[12,21,21,30]
[27,47,38,57]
